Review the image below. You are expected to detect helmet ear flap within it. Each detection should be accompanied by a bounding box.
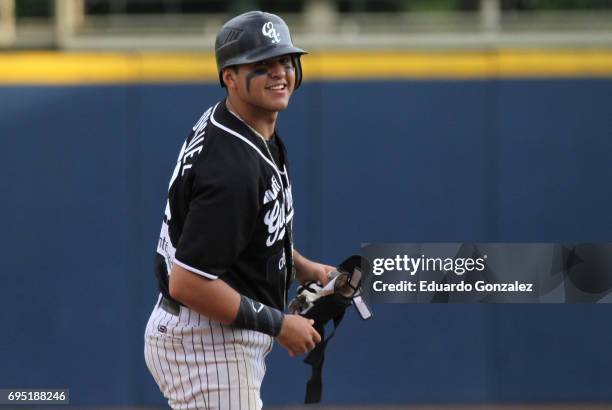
[293,54,303,89]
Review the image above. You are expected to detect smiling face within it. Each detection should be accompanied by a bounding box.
[223,54,296,114]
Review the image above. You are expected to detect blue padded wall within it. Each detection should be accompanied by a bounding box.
[1,78,611,406]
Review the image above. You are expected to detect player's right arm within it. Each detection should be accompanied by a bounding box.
[169,263,321,356]
[169,129,319,355]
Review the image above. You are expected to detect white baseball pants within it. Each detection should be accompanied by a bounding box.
[144,295,273,410]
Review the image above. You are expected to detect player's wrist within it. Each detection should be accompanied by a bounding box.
[233,294,284,337]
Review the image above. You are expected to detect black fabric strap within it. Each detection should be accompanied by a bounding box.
[303,310,346,404]
[233,294,284,337]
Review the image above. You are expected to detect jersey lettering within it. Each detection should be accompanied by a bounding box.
[263,175,282,204]
[180,108,211,176]
[278,251,286,270]
[181,138,205,176]
[263,173,294,247]
[157,108,212,272]
[283,167,294,222]
[264,200,286,247]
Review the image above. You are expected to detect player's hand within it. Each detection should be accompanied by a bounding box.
[276,314,321,357]
[297,261,335,287]
[312,263,335,286]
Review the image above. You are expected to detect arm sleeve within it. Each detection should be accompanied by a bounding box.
[174,148,260,279]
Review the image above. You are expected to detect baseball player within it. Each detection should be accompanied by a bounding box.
[144,11,334,410]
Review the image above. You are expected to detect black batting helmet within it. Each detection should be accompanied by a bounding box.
[215,11,307,89]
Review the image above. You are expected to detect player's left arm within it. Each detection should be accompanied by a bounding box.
[293,250,333,286]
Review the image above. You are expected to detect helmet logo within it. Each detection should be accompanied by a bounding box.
[262,21,281,44]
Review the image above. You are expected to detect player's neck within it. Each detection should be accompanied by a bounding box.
[226,97,277,140]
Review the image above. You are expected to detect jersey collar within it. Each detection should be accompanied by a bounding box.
[210,100,287,177]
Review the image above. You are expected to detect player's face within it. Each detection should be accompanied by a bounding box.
[234,55,296,112]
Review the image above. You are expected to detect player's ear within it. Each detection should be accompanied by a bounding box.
[222,67,239,90]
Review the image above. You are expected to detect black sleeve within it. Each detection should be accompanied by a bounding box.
[174,143,259,279]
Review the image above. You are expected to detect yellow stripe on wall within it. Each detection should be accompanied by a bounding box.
[306,51,497,79]
[0,50,611,84]
[0,52,219,84]
[307,50,612,79]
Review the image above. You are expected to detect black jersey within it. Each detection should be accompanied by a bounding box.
[155,100,294,310]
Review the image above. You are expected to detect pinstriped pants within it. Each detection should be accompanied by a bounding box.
[144,295,273,410]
